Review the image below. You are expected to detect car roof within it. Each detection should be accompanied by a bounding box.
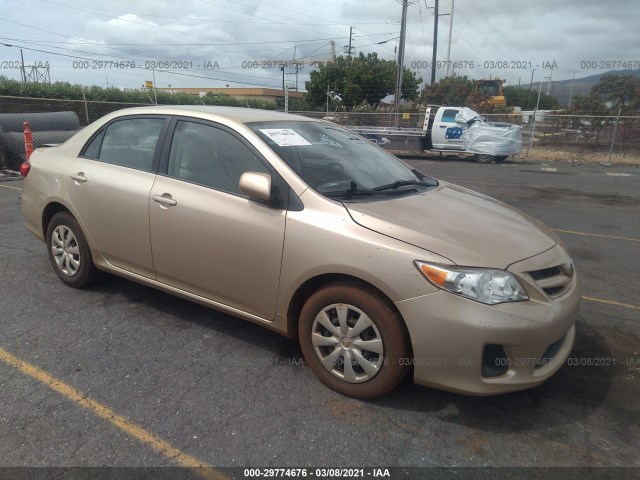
[109,105,315,124]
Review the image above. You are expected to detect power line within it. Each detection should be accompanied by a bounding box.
[34,0,238,43]
[453,6,513,61]
[1,42,285,88]
[197,0,332,37]
[0,16,151,60]
[417,2,430,61]
[0,37,336,59]
[467,0,512,45]
[36,0,397,27]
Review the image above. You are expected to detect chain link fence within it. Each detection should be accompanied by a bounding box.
[293,110,640,165]
[0,94,152,127]
[0,95,150,170]
[1,95,639,171]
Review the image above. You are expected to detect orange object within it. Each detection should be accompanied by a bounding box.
[23,121,33,160]
[419,263,448,286]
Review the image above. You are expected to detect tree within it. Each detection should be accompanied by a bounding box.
[591,74,640,113]
[504,86,560,110]
[567,92,607,115]
[420,75,474,106]
[304,52,422,110]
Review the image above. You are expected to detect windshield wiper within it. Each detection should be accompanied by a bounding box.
[324,180,432,199]
[324,182,411,199]
[373,179,435,191]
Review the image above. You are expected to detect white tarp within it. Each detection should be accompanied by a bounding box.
[462,122,522,155]
[455,108,522,156]
[455,107,484,125]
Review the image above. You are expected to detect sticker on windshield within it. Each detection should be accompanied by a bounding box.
[259,128,312,147]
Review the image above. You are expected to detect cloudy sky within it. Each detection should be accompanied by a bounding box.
[0,0,638,92]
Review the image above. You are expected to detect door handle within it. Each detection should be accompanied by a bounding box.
[439,125,447,128]
[70,172,87,182]
[152,194,177,207]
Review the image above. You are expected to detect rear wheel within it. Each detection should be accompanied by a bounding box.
[299,281,410,399]
[474,154,494,164]
[46,212,102,288]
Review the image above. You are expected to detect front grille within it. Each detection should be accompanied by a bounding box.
[529,266,561,281]
[543,285,565,296]
[527,264,572,298]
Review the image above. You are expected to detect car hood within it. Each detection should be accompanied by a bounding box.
[344,182,557,269]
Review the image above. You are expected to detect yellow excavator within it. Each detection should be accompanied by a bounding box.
[472,78,506,108]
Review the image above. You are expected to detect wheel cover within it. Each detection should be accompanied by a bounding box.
[51,225,81,277]
[311,303,385,383]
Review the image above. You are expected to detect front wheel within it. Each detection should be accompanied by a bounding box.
[474,154,494,164]
[299,281,411,399]
[46,212,102,288]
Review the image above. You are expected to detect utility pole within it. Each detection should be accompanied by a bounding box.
[526,81,543,159]
[284,86,289,113]
[445,0,454,77]
[152,69,158,105]
[431,0,439,85]
[293,46,299,91]
[20,48,26,83]
[395,0,409,119]
[347,27,354,58]
[326,84,330,117]
[529,68,536,91]
[568,71,576,107]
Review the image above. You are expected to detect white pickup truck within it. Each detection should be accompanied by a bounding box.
[350,105,523,164]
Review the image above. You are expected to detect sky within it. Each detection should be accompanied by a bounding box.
[0,0,638,93]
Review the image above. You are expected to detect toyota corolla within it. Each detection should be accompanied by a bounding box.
[20,106,580,399]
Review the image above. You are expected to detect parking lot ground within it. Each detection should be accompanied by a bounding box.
[0,158,639,474]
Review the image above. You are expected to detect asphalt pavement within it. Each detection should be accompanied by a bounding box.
[0,158,638,476]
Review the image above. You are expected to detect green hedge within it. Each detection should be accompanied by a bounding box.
[0,76,277,110]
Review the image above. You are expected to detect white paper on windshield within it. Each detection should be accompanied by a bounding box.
[259,128,312,147]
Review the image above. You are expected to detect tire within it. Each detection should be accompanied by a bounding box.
[474,154,494,164]
[46,212,102,288]
[494,155,508,163]
[0,111,80,133]
[299,281,411,399]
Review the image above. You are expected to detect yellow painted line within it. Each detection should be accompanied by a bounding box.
[0,347,228,480]
[553,228,640,243]
[582,296,640,311]
[0,183,21,191]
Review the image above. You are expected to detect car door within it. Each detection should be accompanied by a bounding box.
[65,115,168,278]
[149,118,287,320]
[431,107,465,150]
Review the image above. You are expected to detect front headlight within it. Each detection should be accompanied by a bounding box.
[415,261,528,305]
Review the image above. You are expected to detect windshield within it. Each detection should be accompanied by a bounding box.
[248,120,437,199]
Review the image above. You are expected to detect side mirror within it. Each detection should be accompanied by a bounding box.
[239,172,272,201]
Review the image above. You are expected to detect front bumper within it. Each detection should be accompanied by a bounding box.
[396,244,581,395]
